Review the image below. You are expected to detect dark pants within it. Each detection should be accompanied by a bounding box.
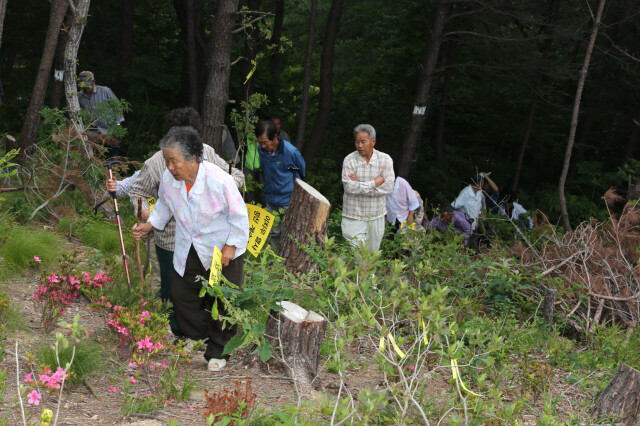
[171,245,244,361]
[155,244,181,337]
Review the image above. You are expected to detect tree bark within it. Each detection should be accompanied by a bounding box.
[64,0,92,115]
[434,40,454,165]
[241,0,262,103]
[18,0,69,160]
[558,0,606,233]
[302,0,345,166]
[397,0,448,178]
[201,0,239,152]
[51,10,74,109]
[264,301,327,393]
[269,0,285,84]
[294,0,318,150]
[593,364,640,425]
[0,0,8,49]
[174,0,205,109]
[116,0,135,99]
[277,179,330,273]
[542,288,557,324]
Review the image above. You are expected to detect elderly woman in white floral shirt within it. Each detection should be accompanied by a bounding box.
[133,126,249,372]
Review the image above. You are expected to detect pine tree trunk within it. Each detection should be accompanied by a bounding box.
[277,179,330,273]
[18,0,69,160]
[0,0,8,49]
[64,0,91,115]
[264,301,327,393]
[295,0,318,150]
[558,0,606,233]
[593,364,640,425]
[397,0,448,178]
[201,0,239,152]
[51,10,74,109]
[302,0,345,166]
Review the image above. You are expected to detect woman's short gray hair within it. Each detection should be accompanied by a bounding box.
[353,124,376,140]
[160,126,204,163]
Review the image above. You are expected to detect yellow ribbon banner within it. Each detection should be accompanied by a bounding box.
[246,204,275,257]
[450,358,482,397]
[208,246,223,286]
[147,196,156,213]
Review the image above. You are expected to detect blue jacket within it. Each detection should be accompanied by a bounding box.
[258,138,306,207]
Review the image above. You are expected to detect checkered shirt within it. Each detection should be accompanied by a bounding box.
[341,149,395,221]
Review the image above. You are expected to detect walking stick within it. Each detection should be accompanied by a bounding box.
[136,197,145,296]
[103,160,131,288]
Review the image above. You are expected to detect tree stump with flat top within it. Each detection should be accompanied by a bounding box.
[277,178,330,273]
[264,301,327,393]
[593,363,640,425]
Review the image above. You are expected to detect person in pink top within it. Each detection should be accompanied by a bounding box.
[133,126,249,373]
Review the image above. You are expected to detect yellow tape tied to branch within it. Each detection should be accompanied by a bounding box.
[450,358,482,397]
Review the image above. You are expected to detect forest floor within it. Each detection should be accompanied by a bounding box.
[0,238,601,425]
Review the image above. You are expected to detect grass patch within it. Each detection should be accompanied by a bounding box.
[0,226,63,271]
[38,339,103,386]
[78,221,122,254]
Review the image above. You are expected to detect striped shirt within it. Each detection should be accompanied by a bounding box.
[78,85,124,134]
[129,145,245,251]
[341,149,395,221]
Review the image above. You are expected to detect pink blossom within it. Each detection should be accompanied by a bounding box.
[108,387,117,392]
[33,256,41,263]
[189,406,194,411]
[129,376,137,384]
[161,362,168,368]
[27,390,42,406]
[277,397,283,402]
[128,361,138,367]
[69,275,80,285]
[47,273,59,283]
[24,372,33,382]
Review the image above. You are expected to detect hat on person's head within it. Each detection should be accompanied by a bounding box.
[77,71,94,88]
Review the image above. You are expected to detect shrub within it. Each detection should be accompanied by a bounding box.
[38,340,102,386]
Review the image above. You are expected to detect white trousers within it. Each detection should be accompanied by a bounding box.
[341,216,385,253]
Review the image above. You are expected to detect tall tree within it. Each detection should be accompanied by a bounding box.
[0,0,8,49]
[241,0,262,102]
[397,0,448,177]
[201,0,239,151]
[18,0,69,159]
[269,0,284,85]
[51,10,74,109]
[174,0,205,108]
[116,0,135,99]
[302,0,345,165]
[558,0,607,232]
[295,0,318,150]
[64,0,91,114]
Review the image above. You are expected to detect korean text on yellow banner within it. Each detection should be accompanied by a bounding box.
[208,246,223,286]
[246,204,275,257]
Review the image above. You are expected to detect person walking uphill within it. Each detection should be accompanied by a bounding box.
[132,127,249,373]
[341,124,395,253]
[255,120,306,248]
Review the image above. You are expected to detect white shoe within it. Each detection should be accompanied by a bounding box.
[207,358,227,372]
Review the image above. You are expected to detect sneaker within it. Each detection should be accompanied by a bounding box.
[207,358,227,372]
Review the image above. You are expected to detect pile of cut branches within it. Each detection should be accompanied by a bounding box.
[515,190,640,333]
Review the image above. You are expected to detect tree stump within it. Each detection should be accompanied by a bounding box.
[593,363,640,425]
[5,134,16,152]
[277,178,330,273]
[542,289,557,324]
[265,301,327,393]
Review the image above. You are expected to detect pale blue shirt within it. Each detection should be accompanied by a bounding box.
[385,177,420,224]
[149,161,250,276]
[500,201,533,229]
[451,185,483,230]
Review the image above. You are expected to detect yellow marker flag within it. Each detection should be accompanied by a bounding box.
[419,316,428,346]
[147,197,156,213]
[209,246,223,286]
[246,204,275,257]
[244,60,257,84]
[450,358,482,397]
[387,333,406,359]
[400,220,418,231]
[379,336,385,352]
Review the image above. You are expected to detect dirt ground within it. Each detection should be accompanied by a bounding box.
[0,241,596,425]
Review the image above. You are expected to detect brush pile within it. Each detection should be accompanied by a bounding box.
[515,189,640,332]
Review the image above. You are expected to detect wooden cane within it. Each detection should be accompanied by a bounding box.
[136,197,145,296]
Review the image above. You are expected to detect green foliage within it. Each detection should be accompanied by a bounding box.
[38,339,102,386]
[0,226,63,272]
[78,221,123,254]
[160,358,196,402]
[0,149,19,179]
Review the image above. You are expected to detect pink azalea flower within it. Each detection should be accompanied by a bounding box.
[129,376,137,384]
[27,390,42,406]
[108,387,117,392]
[277,397,283,402]
[24,372,33,382]
[128,361,138,367]
[69,275,80,285]
[189,406,194,411]
[161,362,168,368]
[33,256,41,263]
[48,273,59,283]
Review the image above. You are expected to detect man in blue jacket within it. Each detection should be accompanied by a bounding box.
[255,120,306,248]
